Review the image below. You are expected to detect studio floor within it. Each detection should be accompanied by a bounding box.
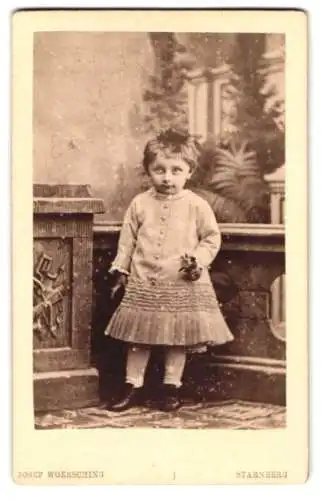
[35,399,286,430]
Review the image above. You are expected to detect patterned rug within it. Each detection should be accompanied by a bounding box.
[35,399,286,430]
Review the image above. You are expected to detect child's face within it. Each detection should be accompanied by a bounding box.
[148,156,192,195]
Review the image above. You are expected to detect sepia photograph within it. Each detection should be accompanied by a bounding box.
[12,9,307,485]
[33,30,286,431]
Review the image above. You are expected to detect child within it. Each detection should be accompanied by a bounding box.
[105,128,234,412]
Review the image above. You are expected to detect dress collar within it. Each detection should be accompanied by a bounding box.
[149,187,189,201]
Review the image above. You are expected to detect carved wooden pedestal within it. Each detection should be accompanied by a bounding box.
[33,184,105,411]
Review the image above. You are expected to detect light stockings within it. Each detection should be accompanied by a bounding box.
[163,347,186,388]
[125,345,187,388]
[125,345,151,388]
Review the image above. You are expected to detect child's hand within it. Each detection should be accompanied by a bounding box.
[109,271,128,300]
[179,254,202,281]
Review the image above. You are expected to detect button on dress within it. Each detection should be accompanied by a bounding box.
[105,188,233,349]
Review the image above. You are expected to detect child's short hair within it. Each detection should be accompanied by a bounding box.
[143,128,201,172]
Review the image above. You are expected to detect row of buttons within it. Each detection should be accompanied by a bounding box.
[154,204,170,260]
[150,204,170,279]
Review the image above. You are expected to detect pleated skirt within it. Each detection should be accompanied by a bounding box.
[105,278,234,351]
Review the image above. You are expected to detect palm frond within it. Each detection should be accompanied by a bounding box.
[215,140,259,180]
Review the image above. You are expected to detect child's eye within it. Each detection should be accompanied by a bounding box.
[172,167,182,174]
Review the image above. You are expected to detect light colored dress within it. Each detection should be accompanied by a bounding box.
[105,187,234,349]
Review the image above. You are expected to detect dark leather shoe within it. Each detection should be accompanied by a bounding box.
[159,384,182,412]
[108,383,140,412]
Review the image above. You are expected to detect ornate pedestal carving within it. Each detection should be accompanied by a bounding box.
[33,184,105,412]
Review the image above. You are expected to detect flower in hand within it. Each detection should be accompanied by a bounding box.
[179,254,202,281]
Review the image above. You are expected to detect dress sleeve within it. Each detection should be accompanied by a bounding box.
[193,198,221,268]
[109,198,140,275]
